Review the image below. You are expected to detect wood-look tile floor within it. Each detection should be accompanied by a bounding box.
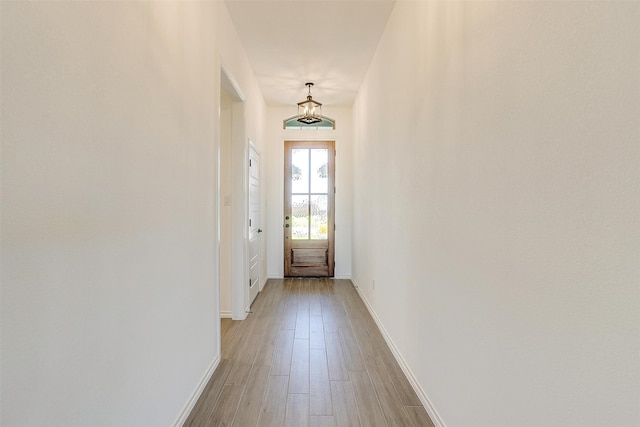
[184,279,435,427]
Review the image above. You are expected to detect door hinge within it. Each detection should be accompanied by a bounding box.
[334,186,336,194]
[249,159,252,167]
[249,219,252,227]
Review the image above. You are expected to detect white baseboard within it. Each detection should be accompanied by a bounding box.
[267,274,284,279]
[334,274,352,279]
[173,355,220,427]
[220,311,232,319]
[350,278,446,427]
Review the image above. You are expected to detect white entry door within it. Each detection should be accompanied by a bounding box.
[248,144,261,305]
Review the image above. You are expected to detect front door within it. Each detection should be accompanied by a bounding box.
[248,144,261,305]
[284,140,335,277]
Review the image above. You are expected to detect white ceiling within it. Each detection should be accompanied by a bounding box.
[224,0,396,107]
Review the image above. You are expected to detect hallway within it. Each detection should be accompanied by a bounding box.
[2,2,637,425]
[184,279,434,427]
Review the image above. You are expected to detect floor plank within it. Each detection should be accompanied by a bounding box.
[320,297,339,333]
[206,384,244,426]
[366,355,414,427]
[325,331,349,381]
[310,315,326,349]
[310,415,335,427]
[349,370,387,427]
[310,349,332,416]
[282,301,298,330]
[405,406,436,427]
[330,381,361,427]
[257,375,289,427]
[221,318,241,350]
[223,319,250,360]
[232,364,271,426]
[272,329,295,376]
[338,327,365,371]
[295,305,310,339]
[379,349,423,406]
[226,314,269,383]
[351,318,378,359]
[309,279,324,316]
[284,393,309,427]
[254,313,283,366]
[289,339,310,394]
[183,359,234,427]
[297,279,311,311]
[186,279,428,427]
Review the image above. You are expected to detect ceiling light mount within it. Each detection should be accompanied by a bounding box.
[297,82,322,125]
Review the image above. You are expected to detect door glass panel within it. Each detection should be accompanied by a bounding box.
[310,195,328,239]
[291,195,309,240]
[310,149,328,194]
[291,149,309,194]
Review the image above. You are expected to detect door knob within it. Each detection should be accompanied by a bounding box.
[258,229,263,233]
[285,224,290,228]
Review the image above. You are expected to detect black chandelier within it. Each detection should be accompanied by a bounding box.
[297,82,323,125]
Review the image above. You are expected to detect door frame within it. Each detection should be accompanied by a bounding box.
[219,63,251,325]
[283,140,335,277]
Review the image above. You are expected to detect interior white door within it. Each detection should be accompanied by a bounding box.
[248,144,261,305]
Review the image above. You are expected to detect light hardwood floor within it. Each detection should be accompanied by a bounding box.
[184,279,435,427]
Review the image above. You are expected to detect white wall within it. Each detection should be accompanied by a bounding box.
[265,106,353,279]
[352,2,639,427]
[0,1,266,425]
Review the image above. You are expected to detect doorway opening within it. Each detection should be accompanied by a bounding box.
[219,65,253,345]
[284,140,335,277]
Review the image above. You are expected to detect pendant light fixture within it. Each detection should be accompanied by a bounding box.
[297,82,322,124]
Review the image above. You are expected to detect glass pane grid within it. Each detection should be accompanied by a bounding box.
[290,148,329,241]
